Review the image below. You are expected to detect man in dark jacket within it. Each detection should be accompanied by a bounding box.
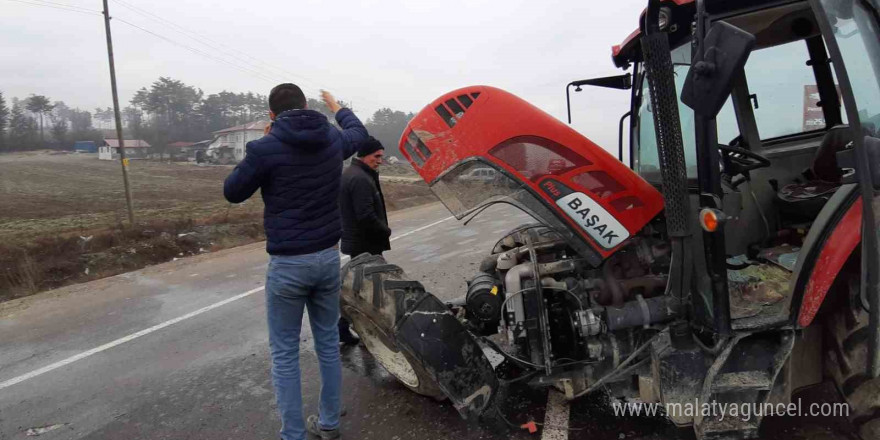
[337,138,391,346]
[340,137,391,257]
[224,84,367,440]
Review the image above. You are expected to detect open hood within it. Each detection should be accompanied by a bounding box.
[399,86,664,266]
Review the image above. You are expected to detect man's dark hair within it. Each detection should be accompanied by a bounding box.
[269,83,306,114]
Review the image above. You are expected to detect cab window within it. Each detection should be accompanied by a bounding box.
[636,38,833,182]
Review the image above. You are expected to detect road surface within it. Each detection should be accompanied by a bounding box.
[0,203,854,440]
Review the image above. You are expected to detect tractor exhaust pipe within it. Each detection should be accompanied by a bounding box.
[640,0,696,324]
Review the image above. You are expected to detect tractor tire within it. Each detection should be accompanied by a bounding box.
[824,275,880,440]
[340,254,445,400]
[340,253,500,420]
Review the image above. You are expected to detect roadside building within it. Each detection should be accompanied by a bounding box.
[206,120,268,163]
[98,138,151,160]
[167,140,211,162]
[73,141,98,153]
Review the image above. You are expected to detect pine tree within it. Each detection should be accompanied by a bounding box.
[0,92,8,151]
[9,103,34,150]
[26,95,54,146]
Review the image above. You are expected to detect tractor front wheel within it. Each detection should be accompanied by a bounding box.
[339,253,501,420]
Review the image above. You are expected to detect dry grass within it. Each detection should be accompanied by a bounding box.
[0,151,435,301]
[0,151,264,241]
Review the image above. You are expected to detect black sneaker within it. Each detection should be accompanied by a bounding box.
[306,415,340,439]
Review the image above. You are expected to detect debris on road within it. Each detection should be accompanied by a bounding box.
[25,423,67,436]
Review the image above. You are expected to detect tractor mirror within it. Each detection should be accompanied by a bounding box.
[681,21,756,117]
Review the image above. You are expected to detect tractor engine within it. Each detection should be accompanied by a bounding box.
[464,223,673,368]
[397,85,670,374]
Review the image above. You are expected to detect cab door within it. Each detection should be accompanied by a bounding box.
[812,0,880,377]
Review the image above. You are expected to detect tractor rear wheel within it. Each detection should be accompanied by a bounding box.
[824,274,880,440]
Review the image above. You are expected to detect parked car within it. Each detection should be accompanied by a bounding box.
[457,167,496,183]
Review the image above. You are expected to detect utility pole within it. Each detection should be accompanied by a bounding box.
[102,0,135,225]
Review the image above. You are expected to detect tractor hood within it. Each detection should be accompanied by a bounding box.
[399,86,664,266]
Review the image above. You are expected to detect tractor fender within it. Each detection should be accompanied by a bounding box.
[791,184,862,327]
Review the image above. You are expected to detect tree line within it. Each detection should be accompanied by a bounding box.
[0,77,414,158]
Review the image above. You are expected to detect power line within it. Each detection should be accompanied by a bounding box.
[8,0,96,12]
[4,0,99,15]
[113,0,322,90]
[7,0,385,113]
[6,0,289,88]
[6,0,305,87]
[109,0,384,110]
[113,17,286,85]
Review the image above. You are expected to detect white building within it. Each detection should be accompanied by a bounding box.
[98,139,151,160]
[206,120,269,163]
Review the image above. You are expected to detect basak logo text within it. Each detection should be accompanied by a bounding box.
[556,192,629,249]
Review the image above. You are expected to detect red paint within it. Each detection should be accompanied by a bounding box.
[612,28,641,58]
[798,197,863,327]
[398,86,664,261]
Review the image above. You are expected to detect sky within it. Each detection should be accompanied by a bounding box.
[0,0,648,152]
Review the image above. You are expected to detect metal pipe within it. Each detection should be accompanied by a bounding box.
[540,277,567,291]
[504,262,533,323]
[495,240,566,270]
[641,0,697,332]
[566,84,573,124]
[603,261,626,307]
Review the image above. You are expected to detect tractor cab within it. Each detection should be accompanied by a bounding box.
[568,0,880,336]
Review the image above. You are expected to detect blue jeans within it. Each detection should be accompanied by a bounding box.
[266,247,342,440]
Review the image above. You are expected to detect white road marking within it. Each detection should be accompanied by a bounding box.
[0,216,454,391]
[389,216,454,242]
[541,390,570,440]
[0,286,264,391]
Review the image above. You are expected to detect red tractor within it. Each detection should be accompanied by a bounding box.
[340,0,880,438]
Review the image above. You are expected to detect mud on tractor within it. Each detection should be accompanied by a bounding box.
[340,0,880,438]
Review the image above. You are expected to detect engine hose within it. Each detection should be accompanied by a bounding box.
[604,295,677,331]
[693,334,729,355]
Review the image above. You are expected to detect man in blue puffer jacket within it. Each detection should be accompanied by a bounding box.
[224,84,367,440]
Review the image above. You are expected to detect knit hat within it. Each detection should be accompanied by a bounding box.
[357,136,385,158]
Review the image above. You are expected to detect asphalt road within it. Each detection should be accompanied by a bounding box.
[0,202,855,440]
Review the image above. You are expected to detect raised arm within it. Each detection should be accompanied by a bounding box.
[322,90,368,159]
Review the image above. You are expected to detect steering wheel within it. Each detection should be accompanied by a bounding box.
[719,136,771,188]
